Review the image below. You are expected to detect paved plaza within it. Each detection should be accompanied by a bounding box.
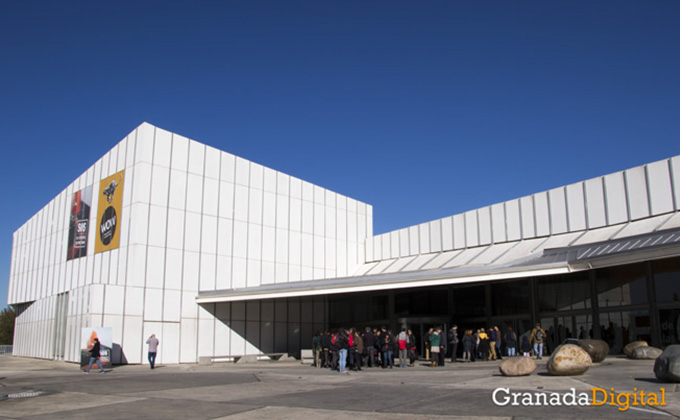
[0,355,678,419]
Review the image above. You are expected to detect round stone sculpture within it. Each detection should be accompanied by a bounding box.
[631,346,663,360]
[547,344,592,376]
[499,356,536,376]
[576,339,609,363]
[654,345,680,382]
[624,341,649,358]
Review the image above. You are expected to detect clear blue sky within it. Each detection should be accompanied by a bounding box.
[1,1,679,308]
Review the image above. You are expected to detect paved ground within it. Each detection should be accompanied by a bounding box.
[0,356,678,419]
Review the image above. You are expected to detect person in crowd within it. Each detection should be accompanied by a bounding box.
[488,326,497,360]
[312,331,322,368]
[494,326,503,360]
[424,328,433,361]
[407,329,417,367]
[448,325,459,363]
[330,330,340,370]
[462,329,474,362]
[397,328,409,368]
[362,327,376,368]
[436,326,446,367]
[375,328,383,367]
[429,327,441,367]
[504,326,517,357]
[320,330,332,368]
[337,328,350,374]
[352,328,363,371]
[530,323,547,359]
[474,329,481,360]
[520,334,532,357]
[382,329,394,369]
[478,328,490,361]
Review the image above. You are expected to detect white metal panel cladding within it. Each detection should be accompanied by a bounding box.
[520,195,536,238]
[465,210,479,248]
[566,182,587,231]
[549,187,568,234]
[478,207,492,246]
[605,172,628,225]
[626,166,650,220]
[647,159,674,215]
[491,203,506,244]
[672,156,680,210]
[585,177,607,229]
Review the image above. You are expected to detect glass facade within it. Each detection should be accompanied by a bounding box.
[322,256,680,355]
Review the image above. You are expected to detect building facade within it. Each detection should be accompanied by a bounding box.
[9,123,680,364]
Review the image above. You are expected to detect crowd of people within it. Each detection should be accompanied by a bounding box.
[311,323,550,373]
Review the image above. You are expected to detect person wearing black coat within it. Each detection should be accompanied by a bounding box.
[362,327,376,367]
[320,330,332,367]
[84,338,105,374]
[504,326,518,357]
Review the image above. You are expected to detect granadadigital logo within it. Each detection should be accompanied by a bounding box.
[492,387,667,412]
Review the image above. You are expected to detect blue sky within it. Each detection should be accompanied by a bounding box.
[1,1,679,308]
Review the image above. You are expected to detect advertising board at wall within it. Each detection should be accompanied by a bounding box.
[80,327,113,369]
[66,186,92,261]
[94,170,124,254]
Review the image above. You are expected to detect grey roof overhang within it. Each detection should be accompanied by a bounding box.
[196,226,680,304]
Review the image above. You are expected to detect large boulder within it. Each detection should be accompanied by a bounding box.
[654,345,680,382]
[546,344,592,376]
[499,356,536,376]
[624,341,649,358]
[631,346,663,360]
[577,339,609,363]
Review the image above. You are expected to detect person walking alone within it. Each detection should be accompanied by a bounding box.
[146,334,160,369]
[84,338,105,374]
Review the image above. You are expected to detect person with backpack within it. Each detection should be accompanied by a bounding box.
[530,323,547,359]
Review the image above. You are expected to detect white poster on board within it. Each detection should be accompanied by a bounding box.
[80,327,113,369]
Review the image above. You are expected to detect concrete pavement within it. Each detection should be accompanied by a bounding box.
[0,355,678,419]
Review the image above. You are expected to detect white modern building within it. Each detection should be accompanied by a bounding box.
[9,123,680,364]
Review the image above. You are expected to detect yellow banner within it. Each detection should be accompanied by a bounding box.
[95,170,125,254]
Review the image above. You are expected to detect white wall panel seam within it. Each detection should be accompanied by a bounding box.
[227,157,237,291]
[120,128,139,351]
[141,128,157,322]
[563,187,571,233]
[601,176,611,226]
[161,131,174,319]
[622,170,633,223]
[243,163,251,286]
[670,158,679,211]
[644,164,654,217]
[531,195,537,239]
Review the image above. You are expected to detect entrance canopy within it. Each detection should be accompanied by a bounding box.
[196,214,680,304]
